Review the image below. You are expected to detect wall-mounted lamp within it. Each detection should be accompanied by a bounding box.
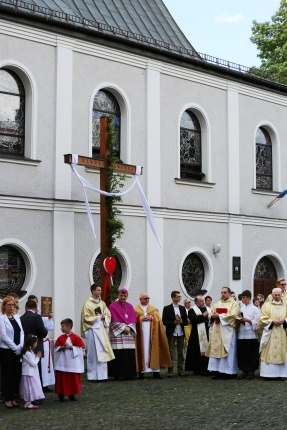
[213,244,221,257]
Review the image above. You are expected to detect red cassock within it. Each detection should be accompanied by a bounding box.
[54,333,85,396]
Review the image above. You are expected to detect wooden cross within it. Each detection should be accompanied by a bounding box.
[64,116,142,302]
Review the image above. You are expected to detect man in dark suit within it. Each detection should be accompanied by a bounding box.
[20,299,48,403]
[162,291,188,377]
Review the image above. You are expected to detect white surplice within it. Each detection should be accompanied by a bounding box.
[41,316,55,386]
[54,335,84,373]
[85,315,110,380]
[37,309,55,387]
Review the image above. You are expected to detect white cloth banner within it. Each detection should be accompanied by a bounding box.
[70,154,162,247]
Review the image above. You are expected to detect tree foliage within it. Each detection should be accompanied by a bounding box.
[250,0,287,84]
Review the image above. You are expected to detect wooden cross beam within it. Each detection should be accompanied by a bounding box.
[64,117,142,302]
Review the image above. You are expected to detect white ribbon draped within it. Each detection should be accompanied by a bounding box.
[70,154,162,247]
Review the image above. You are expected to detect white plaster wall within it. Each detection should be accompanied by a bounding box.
[0,34,56,198]
[160,74,228,212]
[239,93,287,216]
[0,207,53,311]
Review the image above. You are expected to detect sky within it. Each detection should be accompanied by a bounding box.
[163,0,281,67]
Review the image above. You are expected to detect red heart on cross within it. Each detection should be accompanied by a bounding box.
[104,257,117,276]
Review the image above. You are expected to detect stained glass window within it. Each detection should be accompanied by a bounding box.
[93,254,122,287]
[182,253,205,298]
[92,90,121,159]
[254,257,277,279]
[256,127,272,190]
[0,69,25,156]
[180,110,204,180]
[0,245,26,299]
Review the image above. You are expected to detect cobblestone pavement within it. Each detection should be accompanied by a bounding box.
[1,371,286,430]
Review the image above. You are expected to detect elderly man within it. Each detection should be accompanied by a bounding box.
[134,293,171,379]
[185,295,210,376]
[162,290,188,377]
[205,287,240,379]
[237,290,260,380]
[257,287,287,380]
[108,288,137,379]
[81,284,114,381]
[265,278,287,304]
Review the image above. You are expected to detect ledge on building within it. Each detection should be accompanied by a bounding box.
[251,188,280,197]
[175,178,215,188]
[0,154,42,166]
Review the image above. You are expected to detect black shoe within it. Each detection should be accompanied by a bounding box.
[222,374,237,380]
[43,387,53,393]
[31,400,44,406]
[58,394,65,402]
[153,372,162,379]
[246,373,254,380]
[211,372,223,380]
[200,371,210,376]
[237,372,248,380]
[138,373,145,379]
[68,395,77,401]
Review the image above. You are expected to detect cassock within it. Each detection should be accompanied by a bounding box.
[134,304,171,373]
[108,300,137,379]
[237,303,260,375]
[257,300,287,378]
[81,297,115,380]
[205,298,240,375]
[185,305,209,375]
[54,333,85,395]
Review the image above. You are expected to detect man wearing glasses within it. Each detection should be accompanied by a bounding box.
[162,291,188,377]
[134,293,171,379]
[265,278,287,304]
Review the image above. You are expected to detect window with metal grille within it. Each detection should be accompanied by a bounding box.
[256,127,272,190]
[0,69,25,156]
[92,89,121,159]
[180,110,204,180]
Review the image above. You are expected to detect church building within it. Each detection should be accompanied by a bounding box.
[1,0,287,333]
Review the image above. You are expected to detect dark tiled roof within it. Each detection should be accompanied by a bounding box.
[0,0,201,58]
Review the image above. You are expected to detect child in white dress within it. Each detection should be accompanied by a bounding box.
[20,334,45,409]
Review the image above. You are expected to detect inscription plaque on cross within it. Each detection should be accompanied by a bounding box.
[64,117,142,302]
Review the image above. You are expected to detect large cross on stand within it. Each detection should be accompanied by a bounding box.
[64,117,142,303]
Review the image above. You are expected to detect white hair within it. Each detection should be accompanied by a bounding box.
[272,287,282,294]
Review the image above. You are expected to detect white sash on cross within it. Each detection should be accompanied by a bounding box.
[70,154,162,247]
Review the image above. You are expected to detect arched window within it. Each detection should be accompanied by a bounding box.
[180,110,204,180]
[181,253,206,298]
[92,89,121,159]
[256,127,272,190]
[0,68,25,156]
[0,245,26,298]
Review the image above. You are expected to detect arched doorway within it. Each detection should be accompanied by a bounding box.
[253,256,277,299]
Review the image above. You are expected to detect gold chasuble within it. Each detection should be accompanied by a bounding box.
[81,297,114,362]
[134,305,172,372]
[257,301,287,364]
[205,298,240,359]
